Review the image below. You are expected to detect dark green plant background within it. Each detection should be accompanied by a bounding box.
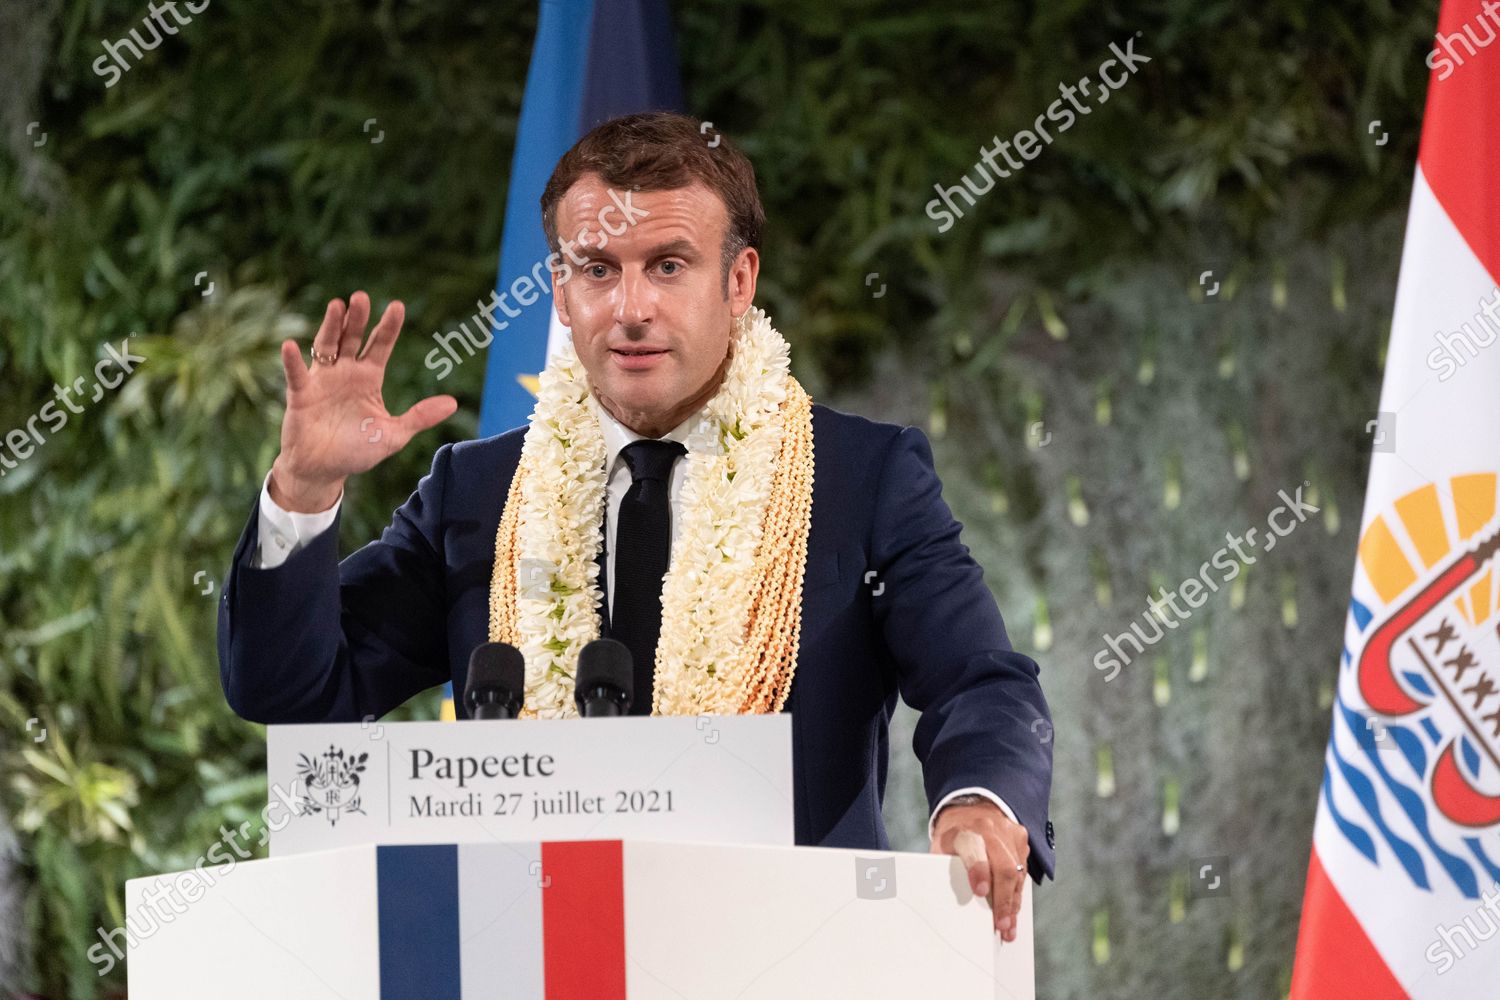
[0,0,1438,996]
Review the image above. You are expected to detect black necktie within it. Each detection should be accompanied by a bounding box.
[611,439,686,713]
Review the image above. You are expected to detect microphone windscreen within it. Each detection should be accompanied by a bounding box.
[575,639,634,701]
[464,642,526,707]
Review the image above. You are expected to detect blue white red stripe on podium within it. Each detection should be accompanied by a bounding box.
[375,842,627,999]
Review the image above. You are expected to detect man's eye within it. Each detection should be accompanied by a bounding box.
[659,261,680,275]
[587,264,609,278]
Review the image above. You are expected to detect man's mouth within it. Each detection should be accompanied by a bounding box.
[609,346,670,370]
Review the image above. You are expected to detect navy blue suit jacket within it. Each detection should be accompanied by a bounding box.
[218,403,1055,879]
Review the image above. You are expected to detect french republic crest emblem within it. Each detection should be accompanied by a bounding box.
[294,744,369,826]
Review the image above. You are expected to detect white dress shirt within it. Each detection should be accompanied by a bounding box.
[251,398,1020,840]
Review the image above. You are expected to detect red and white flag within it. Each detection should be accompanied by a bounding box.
[1291,1,1500,996]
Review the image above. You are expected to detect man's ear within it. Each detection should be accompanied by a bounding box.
[551,265,573,327]
[728,246,759,317]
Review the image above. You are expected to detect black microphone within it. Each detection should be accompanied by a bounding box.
[464,642,526,720]
[574,639,634,717]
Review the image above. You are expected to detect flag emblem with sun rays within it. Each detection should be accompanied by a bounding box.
[1326,472,1500,905]
[1351,473,1500,834]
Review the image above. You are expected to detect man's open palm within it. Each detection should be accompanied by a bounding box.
[271,291,457,512]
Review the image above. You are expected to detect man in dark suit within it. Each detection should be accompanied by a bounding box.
[218,112,1053,942]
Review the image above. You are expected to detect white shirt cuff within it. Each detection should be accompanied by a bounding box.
[253,471,342,569]
[928,786,1022,842]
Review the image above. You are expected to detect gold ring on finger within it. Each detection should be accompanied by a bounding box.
[311,348,339,366]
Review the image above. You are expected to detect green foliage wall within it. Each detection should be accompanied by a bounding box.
[0,0,1438,997]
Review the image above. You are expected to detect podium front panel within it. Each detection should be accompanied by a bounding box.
[127,839,1033,999]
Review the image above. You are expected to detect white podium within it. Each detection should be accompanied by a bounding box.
[123,718,1035,998]
[125,838,1033,999]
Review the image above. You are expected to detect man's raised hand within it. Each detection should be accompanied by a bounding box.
[269,291,457,513]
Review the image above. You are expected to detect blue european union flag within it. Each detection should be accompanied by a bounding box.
[444,0,683,719]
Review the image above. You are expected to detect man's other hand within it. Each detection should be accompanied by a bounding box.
[930,799,1029,942]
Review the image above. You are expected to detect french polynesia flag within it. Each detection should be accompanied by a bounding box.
[1291,1,1500,996]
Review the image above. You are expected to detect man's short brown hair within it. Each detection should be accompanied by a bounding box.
[540,112,765,290]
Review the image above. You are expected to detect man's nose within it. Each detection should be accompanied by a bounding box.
[614,267,656,328]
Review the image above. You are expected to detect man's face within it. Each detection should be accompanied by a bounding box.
[551,174,758,436]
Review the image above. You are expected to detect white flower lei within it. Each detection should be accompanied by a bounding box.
[493,306,807,717]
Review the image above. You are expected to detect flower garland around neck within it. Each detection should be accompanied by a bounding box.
[488,306,815,718]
